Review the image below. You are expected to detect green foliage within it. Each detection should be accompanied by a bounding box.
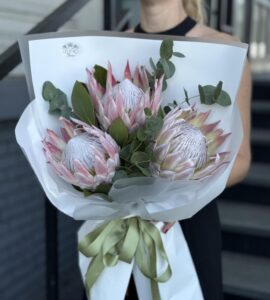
[112,170,128,182]
[160,39,173,60]
[173,51,185,58]
[108,118,129,147]
[184,88,190,106]
[95,183,112,194]
[94,65,107,88]
[198,81,231,106]
[42,81,72,118]
[131,151,150,165]
[147,38,185,92]
[144,107,152,117]
[71,81,97,125]
[137,127,148,142]
[144,116,163,139]
[116,108,164,178]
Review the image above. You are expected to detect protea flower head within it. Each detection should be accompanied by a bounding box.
[151,106,230,180]
[86,61,164,132]
[42,117,120,190]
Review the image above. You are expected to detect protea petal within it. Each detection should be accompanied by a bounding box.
[150,76,164,114]
[86,68,105,98]
[152,106,230,181]
[46,129,66,150]
[124,61,132,81]
[43,140,62,161]
[43,124,120,191]
[133,65,142,88]
[86,62,162,132]
[140,67,149,92]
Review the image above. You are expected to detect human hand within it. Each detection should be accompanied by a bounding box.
[162,222,176,233]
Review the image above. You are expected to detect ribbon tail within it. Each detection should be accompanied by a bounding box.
[85,252,106,299]
[151,280,161,300]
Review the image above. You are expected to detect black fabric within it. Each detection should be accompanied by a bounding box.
[132,17,223,300]
[134,16,197,36]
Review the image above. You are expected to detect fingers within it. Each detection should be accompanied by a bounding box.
[162,222,176,233]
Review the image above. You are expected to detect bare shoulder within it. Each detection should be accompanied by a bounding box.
[188,23,240,43]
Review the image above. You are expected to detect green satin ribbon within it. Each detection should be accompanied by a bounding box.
[78,217,172,300]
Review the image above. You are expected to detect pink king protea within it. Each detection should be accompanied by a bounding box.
[42,117,120,190]
[151,106,230,181]
[86,62,164,132]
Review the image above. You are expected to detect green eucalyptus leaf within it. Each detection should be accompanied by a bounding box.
[146,69,155,90]
[112,170,128,182]
[160,39,173,60]
[127,130,137,143]
[108,117,129,147]
[130,139,142,152]
[167,61,176,79]
[72,81,96,125]
[61,106,72,119]
[216,90,232,106]
[214,81,223,100]
[42,81,71,118]
[94,65,107,88]
[145,116,163,138]
[199,84,231,106]
[149,57,157,72]
[120,144,131,161]
[131,151,150,165]
[128,172,143,178]
[184,88,190,105]
[173,51,185,58]
[164,105,171,114]
[162,80,168,91]
[156,61,164,79]
[137,127,148,142]
[201,86,216,105]
[144,107,152,117]
[83,189,93,197]
[160,58,171,79]
[136,165,151,177]
[42,81,57,100]
[95,183,112,195]
[157,107,165,119]
[144,144,156,161]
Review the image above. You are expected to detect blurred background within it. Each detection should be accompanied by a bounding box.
[0,0,269,300]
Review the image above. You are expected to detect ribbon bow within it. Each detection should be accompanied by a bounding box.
[78,217,172,300]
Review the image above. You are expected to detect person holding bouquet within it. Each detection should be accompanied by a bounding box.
[130,0,252,299]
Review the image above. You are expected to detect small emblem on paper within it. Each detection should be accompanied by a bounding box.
[62,42,80,57]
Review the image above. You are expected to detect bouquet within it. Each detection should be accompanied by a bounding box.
[16,32,247,300]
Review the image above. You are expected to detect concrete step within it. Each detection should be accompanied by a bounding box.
[251,129,270,146]
[244,163,270,187]
[252,100,270,114]
[251,129,270,162]
[219,200,270,257]
[219,201,270,238]
[252,77,270,100]
[223,252,270,300]
[221,163,270,204]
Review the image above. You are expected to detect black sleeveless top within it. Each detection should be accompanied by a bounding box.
[133,17,224,300]
[134,16,196,36]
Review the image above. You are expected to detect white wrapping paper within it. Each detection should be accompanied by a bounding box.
[15,32,248,300]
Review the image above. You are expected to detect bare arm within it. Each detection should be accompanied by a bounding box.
[226,61,252,187]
